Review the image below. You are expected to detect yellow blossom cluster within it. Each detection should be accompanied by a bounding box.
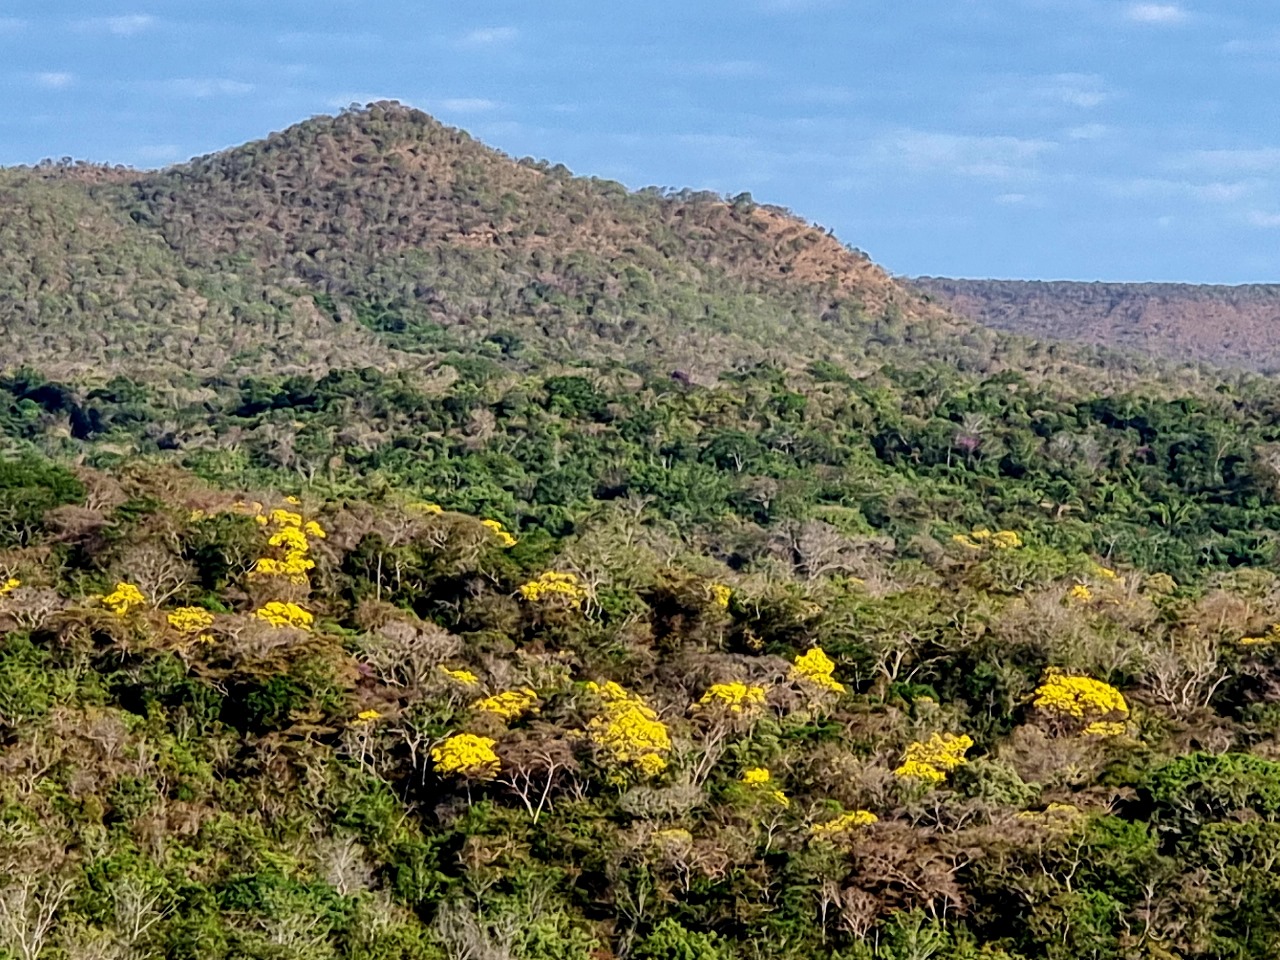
[789,647,845,695]
[585,680,672,779]
[167,607,215,634]
[0,577,19,596]
[481,519,517,548]
[1069,584,1094,604]
[1082,721,1127,737]
[354,709,382,724]
[710,583,732,609]
[440,666,481,687]
[693,682,767,715]
[472,688,540,722]
[254,601,314,630]
[102,582,146,617]
[1032,671,1128,736]
[518,571,587,605]
[1093,565,1119,581]
[166,607,215,644]
[894,733,974,782]
[248,508,325,585]
[740,767,790,807]
[408,502,444,515]
[431,733,500,779]
[952,528,1023,551]
[810,810,878,837]
[1240,625,1280,646]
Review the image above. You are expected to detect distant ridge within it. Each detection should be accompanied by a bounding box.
[914,277,1280,372]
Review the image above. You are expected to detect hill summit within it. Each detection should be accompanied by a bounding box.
[3,102,983,383]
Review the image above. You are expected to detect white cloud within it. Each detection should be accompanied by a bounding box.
[76,14,156,36]
[1067,123,1110,140]
[1125,3,1188,24]
[1047,73,1110,108]
[1247,211,1280,228]
[996,193,1029,204]
[679,60,766,79]
[165,78,254,98]
[458,27,517,46]
[33,72,75,89]
[1105,177,1259,203]
[972,73,1112,122]
[437,98,500,113]
[877,130,1054,180]
[1179,148,1280,174]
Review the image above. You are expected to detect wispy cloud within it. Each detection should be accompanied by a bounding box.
[1247,211,1280,228]
[458,27,518,47]
[973,73,1112,122]
[164,78,254,98]
[1105,177,1260,203]
[75,14,156,36]
[876,130,1055,180]
[33,72,75,90]
[436,98,501,113]
[1176,148,1280,174]
[1067,123,1110,140]
[1125,3,1188,24]
[677,60,767,79]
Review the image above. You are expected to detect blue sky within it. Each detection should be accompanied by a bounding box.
[2,0,1279,282]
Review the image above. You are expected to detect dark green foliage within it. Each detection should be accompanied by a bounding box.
[0,454,84,546]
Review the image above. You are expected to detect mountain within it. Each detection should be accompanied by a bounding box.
[3,102,1009,385]
[914,276,1280,372]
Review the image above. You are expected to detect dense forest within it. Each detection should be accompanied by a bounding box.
[914,277,1280,373]
[6,104,1280,960]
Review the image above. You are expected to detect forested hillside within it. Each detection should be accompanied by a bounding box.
[7,104,1280,960]
[915,277,1280,373]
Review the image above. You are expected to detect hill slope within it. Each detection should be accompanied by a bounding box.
[915,277,1280,372]
[2,103,998,384]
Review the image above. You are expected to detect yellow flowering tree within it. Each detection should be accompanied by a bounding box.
[789,648,845,696]
[810,809,878,839]
[254,601,314,631]
[688,681,769,784]
[248,508,325,586]
[0,577,19,596]
[166,606,216,645]
[518,571,588,607]
[584,681,672,782]
[440,666,482,688]
[740,767,790,808]
[431,733,501,780]
[1032,670,1129,738]
[471,688,540,723]
[952,528,1023,551]
[693,682,766,716]
[894,733,974,783]
[482,519,517,548]
[101,582,146,617]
